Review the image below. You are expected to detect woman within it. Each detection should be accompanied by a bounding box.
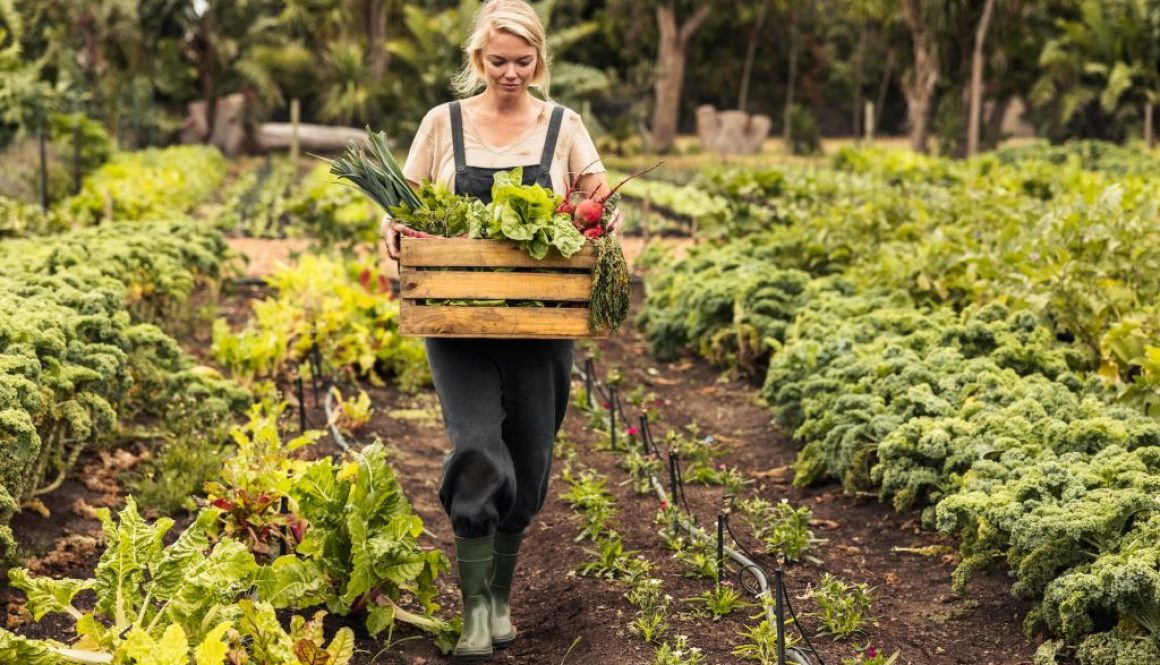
[382,0,616,657]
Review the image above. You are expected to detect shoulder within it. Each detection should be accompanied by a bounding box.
[419,103,454,131]
[550,104,593,137]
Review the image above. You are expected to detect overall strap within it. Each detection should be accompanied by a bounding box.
[538,105,566,173]
[449,101,467,175]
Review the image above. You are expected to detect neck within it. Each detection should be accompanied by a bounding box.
[478,87,533,115]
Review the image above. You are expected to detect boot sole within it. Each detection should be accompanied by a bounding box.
[492,631,516,648]
[453,646,494,659]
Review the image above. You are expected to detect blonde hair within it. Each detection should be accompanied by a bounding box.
[451,0,551,97]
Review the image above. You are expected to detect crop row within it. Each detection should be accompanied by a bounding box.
[0,218,250,558]
[637,144,1160,662]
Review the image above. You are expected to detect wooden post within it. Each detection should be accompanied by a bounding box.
[290,98,301,170]
[864,101,875,144]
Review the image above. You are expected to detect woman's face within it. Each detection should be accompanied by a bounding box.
[480,30,538,97]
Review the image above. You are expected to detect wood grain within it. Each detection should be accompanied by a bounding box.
[400,270,591,301]
[400,300,607,338]
[400,237,596,269]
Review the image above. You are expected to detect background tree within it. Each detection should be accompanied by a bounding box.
[899,0,940,152]
[966,0,997,156]
[650,0,710,152]
[1031,0,1160,144]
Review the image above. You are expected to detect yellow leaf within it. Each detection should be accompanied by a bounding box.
[194,622,233,665]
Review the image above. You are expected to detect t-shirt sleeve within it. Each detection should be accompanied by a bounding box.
[566,110,606,180]
[402,107,440,185]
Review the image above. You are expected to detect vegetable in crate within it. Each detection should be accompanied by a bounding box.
[484,167,584,259]
[389,181,487,238]
[329,128,437,239]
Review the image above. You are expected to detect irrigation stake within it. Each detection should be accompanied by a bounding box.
[309,326,322,403]
[639,414,651,455]
[716,512,725,587]
[775,567,787,665]
[608,386,618,451]
[296,374,307,433]
[584,358,594,408]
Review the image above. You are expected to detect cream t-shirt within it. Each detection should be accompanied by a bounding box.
[402,101,605,195]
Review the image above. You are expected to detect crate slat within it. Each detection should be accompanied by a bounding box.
[400,300,601,338]
[400,270,591,301]
[401,237,596,269]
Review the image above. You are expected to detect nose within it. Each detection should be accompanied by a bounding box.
[504,63,518,79]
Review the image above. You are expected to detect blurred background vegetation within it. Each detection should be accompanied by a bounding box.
[0,0,1157,171]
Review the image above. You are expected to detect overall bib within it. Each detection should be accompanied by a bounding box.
[427,101,574,539]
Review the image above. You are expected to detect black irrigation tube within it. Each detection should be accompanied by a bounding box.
[573,359,822,665]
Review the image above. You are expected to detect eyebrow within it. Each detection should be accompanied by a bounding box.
[488,55,534,61]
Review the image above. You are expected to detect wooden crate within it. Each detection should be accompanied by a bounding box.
[398,237,608,339]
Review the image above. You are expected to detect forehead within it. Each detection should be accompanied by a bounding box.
[482,30,536,59]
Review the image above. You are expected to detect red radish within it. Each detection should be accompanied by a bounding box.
[575,199,605,226]
[583,224,604,239]
[557,157,606,214]
[573,161,663,230]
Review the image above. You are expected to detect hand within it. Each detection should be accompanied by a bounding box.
[381,213,403,260]
[606,208,624,237]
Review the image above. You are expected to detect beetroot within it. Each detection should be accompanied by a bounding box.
[574,199,605,227]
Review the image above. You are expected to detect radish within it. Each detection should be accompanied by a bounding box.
[557,158,605,215]
[572,161,663,232]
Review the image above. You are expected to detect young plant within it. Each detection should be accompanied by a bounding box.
[808,573,875,640]
[560,468,618,542]
[327,386,374,435]
[733,593,801,664]
[674,536,720,581]
[684,581,752,622]
[203,403,322,562]
[627,578,671,645]
[653,635,706,665]
[842,644,900,665]
[739,498,824,564]
[578,532,641,581]
[619,448,663,496]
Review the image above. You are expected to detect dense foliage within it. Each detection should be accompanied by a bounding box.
[212,253,430,394]
[0,218,249,558]
[638,144,1160,661]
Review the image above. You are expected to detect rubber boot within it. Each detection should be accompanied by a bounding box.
[454,536,494,658]
[489,531,523,647]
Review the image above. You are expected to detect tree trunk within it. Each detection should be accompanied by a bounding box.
[367,0,390,81]
[651,3,711,153]
[966,0,996,157]
[875,49,896,134]
[900,0,939,153]
[1146,99,1155,149]
[853,22,867,139]
[198,33,216,144]
[782,12,799,151]
[738,4,768,113]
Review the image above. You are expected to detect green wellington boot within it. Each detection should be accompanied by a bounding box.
[453,536,494,658]
[489,531,523,647]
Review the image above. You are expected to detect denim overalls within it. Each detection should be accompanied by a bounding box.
[426,100,574,538]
